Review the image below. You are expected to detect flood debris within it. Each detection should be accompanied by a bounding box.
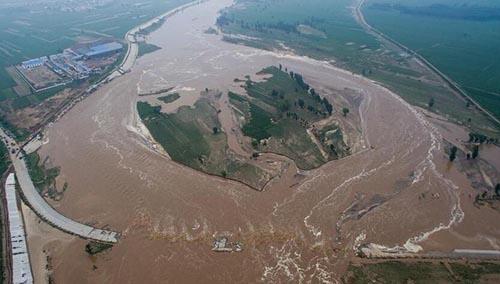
[212,236,243,253]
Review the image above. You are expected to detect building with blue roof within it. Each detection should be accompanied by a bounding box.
[83,42,123,58]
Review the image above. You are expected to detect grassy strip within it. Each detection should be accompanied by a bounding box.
[157,93,180,104]
[344,261,500,283]
[138,42,162,58]
[137,101,211,171]
[0,142,10,175]
[85,241,113,255]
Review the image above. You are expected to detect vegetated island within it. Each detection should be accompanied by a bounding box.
[230,66,350,170]
[137,66,350,190]
[157,93,180,104]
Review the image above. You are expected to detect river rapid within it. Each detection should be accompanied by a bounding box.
[35,0,500,283]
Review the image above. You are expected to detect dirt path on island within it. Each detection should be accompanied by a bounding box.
[33,0,500,283]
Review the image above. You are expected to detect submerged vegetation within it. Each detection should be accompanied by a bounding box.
[157,93,180,104]
[138,42,162,58]
[85,241,113,255]
[25,151,66,200]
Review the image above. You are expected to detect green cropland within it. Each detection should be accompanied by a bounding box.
[217,0,500,138]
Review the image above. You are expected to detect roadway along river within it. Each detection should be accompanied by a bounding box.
[0,128,119,243]
[34,0,500,282]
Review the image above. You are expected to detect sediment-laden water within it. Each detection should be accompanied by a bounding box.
[34,0,500,283]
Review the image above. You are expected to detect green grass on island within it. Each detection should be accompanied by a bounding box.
[229,66,350,170]
[138,42,162,58]
[217,0,500,138]
[345,261,500,284]
[25,151,67,200]
[157,93,180,104]
[85,241,113,255]
[137,99,273,190]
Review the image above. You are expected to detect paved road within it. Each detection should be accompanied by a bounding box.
[1,128,119,243]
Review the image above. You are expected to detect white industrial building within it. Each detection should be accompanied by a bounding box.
[21,57,47,69]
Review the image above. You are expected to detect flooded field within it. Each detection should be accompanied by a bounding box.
[32,0,500,282]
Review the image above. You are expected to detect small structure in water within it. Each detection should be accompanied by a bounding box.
[212,236,243,252]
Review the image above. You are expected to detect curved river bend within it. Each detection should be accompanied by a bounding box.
[34,0,500,283]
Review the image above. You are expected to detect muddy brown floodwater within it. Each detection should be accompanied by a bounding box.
[33,0,500,283]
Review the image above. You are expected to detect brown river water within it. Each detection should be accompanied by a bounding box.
[33,0,500,283]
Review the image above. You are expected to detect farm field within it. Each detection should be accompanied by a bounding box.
[137,66,352,188]
[137,97,275,190]
[345,260,500,283]
[363,0,500,119]
[217,0,500,138]
[0,0,191,102]
[0,0,191,140]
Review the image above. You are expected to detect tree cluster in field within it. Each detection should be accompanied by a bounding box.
[468,132,498,144]
[216,11,328,35]
[288,70,333,115]
[286,111,310,128]
[217,14,297,33]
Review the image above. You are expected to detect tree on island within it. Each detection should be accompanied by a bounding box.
[342,107,350,117]
[449,146,457,161]
[323,98,333,115]
[298,98,305,109]
[472,145,479,159]
[428,97,435,108]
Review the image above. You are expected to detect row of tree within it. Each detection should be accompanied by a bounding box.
[468,132,498,144]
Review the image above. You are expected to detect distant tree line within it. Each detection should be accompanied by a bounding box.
[468,132,498,144]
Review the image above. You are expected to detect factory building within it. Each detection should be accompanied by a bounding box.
[79,42,123,59]
[21,57,47,69]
